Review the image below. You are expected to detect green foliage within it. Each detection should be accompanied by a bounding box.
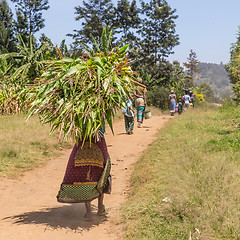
[146,86,169,109]
[0,58,10,77]
[199,82,215,102]
[225,27,240,103]
[183,49,200,87]
[0,0,182,113]
[139,59,178,88]
[0,34,49,84]
[0,34,52,115]
[131,0,179,89]
[69,0,114,47]
[113,0,140,43]
[26,44,136,143]
[89,26,114,54]
[0,0,16,52]
[10,0,49,36]
[0,80,26,114]
[14,8,28,44]
[222,96,236,108]
[168,61,186,97]
[139,0,179,63]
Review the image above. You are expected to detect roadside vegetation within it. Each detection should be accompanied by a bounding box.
[0,114,71,178]
[122,103,240,240]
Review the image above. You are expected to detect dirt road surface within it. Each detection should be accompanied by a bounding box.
[0,115,170,240]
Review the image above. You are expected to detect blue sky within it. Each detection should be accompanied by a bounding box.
[167,0,240,64]
[7,0,240,65]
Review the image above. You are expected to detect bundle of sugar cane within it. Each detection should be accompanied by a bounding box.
[26,44,137,143]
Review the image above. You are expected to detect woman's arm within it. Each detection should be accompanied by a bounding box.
[134,92,143,98]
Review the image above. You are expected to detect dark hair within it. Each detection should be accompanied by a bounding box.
[82,53,90,61]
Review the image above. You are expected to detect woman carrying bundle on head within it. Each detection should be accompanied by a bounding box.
[25,41,136,220]
[56,52,111,219]
[134,79,147,128]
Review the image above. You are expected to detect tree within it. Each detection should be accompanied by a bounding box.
[90,26,114,53]
[69,0,114,47]
[0,0,16,52]
[225,27,240,103]
[130,0,179,90]
[168,61,186,97]
[138,0,179,66]
[10,0,49,36]
[113,0,140,43]
[199,82,215,102]
[13,8,29,44]
[140,59,177,88]
[183,49,200,87]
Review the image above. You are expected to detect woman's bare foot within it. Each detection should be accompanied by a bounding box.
[97,205,106,216]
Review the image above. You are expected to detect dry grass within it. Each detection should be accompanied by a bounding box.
[147,106,163,116]
[0,114,71,178]
[122,105,240,239]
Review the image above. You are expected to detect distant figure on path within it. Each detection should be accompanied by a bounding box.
[125,98,135,134]
[134,83,147,128]
[178,97,183,114]
[182,89,191,111]
[189,90,195,108]
[169,90,177,116]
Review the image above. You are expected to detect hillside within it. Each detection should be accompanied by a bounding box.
[196,62,233,98]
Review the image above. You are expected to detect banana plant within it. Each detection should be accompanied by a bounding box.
[90,26,114,53]
[0,34,50,84]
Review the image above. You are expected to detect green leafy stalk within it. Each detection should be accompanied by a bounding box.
[26,46,137,144]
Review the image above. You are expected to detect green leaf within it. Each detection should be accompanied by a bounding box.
[118,44,130,54]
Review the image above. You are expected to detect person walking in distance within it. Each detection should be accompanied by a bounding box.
[169,90,177,116]
[125,97,135,134]
[182,89,191,111]
[189,90,195,108]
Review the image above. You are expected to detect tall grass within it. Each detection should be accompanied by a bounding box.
[122,105,240,239]
[0,114,71,178]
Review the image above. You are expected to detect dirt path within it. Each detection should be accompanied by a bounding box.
[0,115,170,240]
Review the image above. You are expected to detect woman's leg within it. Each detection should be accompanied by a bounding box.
[125,116,132,134]
[130,117,134,133]
[124,115,128,132]
[97,194,105,215]
[137,107,144,127]
[137,109,142,128]
[84,201,92,219]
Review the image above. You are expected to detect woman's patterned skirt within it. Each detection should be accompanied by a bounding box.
[57,137,111,203]
[136,106,146,123]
